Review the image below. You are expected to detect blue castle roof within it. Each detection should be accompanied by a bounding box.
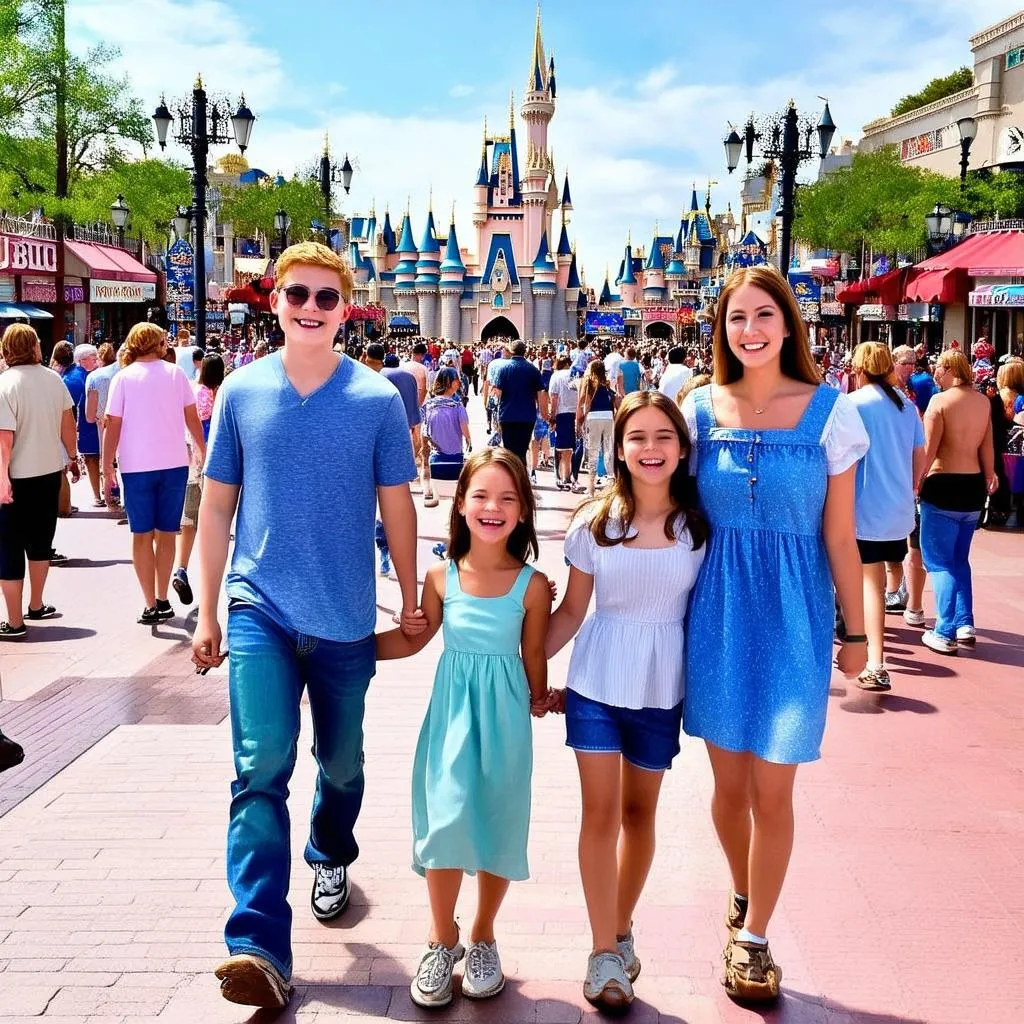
[381,211,396,254]
[440,222,466,273]
[561,173,572,207]
[567,251,581,289]
[476,146,489,186]
[557,220,572,257]
[599,278,611,305]
[620,244,637,284]
[548,57,556,98]
[481,234,520,287]
[646,237,666,272]
[690,186,699,212]
[397,213,417,254]
[533,231,555,271]
[419,211,440,254]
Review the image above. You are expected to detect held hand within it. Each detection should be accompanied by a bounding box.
[398,606,428,637]
[836,641,867,679]
[987,474,999,496]
[547,578,558,603]
[193,617,227,673]
[68,460,81,483]
[530,688,565,717]
[0,476,12,504]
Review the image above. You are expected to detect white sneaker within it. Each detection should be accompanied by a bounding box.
[411,940,465,1008]
[956,626,977,647]
[462,940,504,999]
[903,608,926,627]
[583,951,634,1012]
[617,929,641,983]
[922,630,958,656]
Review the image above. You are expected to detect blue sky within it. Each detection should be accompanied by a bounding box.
[71,0,1010,282]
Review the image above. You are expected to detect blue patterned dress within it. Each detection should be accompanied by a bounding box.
[411,560,535,880]
[684,384,843,764]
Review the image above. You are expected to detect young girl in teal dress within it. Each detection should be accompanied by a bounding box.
[377,447,555,1010]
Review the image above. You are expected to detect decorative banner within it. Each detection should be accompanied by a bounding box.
[90,280,156,303]
[676,306,696,326]
[0,234,58,274]
[166,239,195,322]
[641,305,678,323]
[900,128,945,161]
[20,279,85,303]
[790,273,822,303]
[700,321,713,336]
[621,306,642,321]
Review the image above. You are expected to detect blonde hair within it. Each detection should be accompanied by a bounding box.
[678,372,711,406]
[97,342,116,366]
[713,266,820,386]
[852,342,905,410]
[119,323,167,366]
[936,349,972,385]
[997,357,1024,394]
[275,241,354,302]
[0,323,41,367]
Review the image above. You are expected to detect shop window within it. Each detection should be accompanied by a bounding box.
[1007,46,1024,71]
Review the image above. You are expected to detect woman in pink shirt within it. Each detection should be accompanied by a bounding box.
[102,324,206,625]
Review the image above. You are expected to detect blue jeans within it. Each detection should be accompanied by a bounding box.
[224,603,376,978]
[919,503,980,640]
[374,519,388,560]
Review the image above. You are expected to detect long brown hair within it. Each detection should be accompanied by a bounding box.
[852,342,904,410]
[447,448,539,564]
[575,391,707,550]
[713,266,820,386]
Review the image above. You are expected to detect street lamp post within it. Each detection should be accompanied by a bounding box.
[274,208,291,254]
[957,116,977,190]
[316,135,354,251]
[152,76,255,348]
[110,194,130,248]
[724,100,836,280]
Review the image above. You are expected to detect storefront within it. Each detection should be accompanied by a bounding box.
[968,284,1024,358]
[65,240,158,345]
[0,232,64,347]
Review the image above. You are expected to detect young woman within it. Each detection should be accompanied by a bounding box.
[848,343,926,691]
[916,349,997,654]
[576,360,619,497]
[377,448,554,1009]
[102,323,206,625]
[681,265,869,1003]
[547,392,707,1012]
[420,368,471,509]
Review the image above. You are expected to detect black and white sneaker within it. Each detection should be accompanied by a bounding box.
[0,621,27,641]
[137,606,161,625]
[155,599,174,621]
[311,863,350,921]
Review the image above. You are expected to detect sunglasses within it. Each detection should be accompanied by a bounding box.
[280,284,342,311]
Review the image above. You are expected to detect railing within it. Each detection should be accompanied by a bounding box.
[966,218,1024,234]
[0,213,56,239]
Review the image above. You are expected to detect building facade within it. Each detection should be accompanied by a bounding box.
[860,10,1024,176]
[346,11,582,345]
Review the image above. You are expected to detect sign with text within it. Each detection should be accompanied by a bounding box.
[20,278,85,304]
[166,239,195,322]
[0,234,58,274]
[89,279,156,303]
[969,285,1024,307]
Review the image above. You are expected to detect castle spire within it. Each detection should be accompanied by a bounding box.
[529,3,548,93]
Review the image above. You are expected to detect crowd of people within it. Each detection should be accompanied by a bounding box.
[1,240,1021,1014]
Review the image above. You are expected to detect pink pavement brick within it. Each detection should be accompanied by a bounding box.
[0,983,59,1016]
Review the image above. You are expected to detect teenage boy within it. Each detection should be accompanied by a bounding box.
[193,242,421,1009]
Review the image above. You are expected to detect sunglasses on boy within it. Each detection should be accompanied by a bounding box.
[279,284,342,312]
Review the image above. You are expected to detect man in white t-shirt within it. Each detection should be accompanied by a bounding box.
[604,342,625,395]
[658,346,693,404]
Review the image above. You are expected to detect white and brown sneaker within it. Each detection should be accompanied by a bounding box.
[726,891,749,935]
[214,953,292,1008]
[723,937,782,1003]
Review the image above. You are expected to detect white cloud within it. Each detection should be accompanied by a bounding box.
[68,0,1000,290]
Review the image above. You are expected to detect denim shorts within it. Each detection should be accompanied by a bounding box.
[121,466,188,534]
[565,688,683,771]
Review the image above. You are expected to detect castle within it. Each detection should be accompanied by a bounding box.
[346,10,583,345]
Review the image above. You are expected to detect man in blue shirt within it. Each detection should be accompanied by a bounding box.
[194,242,420,1010]
[493,340,545,466]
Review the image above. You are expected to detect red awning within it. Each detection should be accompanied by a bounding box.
[65,240,157,283]
[903,267,967,304]
[835,268,906,305]
[901,231,1024,303]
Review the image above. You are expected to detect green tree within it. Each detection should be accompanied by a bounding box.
[891,67,974,118]
[219,176,326,242]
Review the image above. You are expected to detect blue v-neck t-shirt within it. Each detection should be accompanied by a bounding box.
[204,352,417,641]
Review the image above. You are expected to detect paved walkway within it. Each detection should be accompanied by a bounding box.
[1,394,1022,1024]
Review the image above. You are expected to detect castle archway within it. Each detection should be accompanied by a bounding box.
[644,320,674,342]
[481,315,520,344]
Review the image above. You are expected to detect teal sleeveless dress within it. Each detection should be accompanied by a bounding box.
[411,559,535,881]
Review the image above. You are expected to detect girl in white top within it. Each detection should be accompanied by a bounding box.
[546,391,707,1013]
